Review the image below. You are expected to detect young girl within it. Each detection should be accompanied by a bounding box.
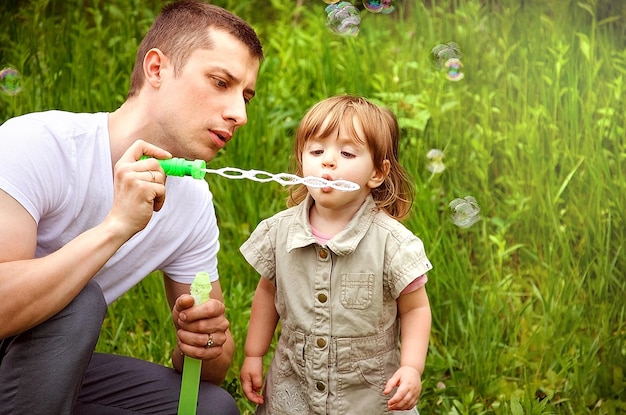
[239,95,433,415]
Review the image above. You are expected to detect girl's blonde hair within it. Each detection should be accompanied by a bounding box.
[288,95,414,220]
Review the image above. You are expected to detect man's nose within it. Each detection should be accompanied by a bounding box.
[223,96,248,126]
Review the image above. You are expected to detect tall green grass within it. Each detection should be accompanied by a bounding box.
[1,0,624,413]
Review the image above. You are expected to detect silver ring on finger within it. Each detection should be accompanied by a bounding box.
[148,170,156,182]
[205,334,214,348]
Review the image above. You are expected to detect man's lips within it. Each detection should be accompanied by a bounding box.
[209,130,232,149]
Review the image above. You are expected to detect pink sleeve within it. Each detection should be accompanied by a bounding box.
[400,274,428,295]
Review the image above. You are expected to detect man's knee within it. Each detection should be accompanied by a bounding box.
[64,280,107,340]
[197,383,240,415]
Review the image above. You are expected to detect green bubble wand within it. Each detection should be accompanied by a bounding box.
[178,271,213,415]
[143,156,360,191]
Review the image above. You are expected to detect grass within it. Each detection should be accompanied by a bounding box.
[1,0,625,413]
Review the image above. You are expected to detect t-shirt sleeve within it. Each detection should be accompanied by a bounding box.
[240,218,277,283]
[0,114,72,224]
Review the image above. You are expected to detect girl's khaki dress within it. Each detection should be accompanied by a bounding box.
[241,195,432,415]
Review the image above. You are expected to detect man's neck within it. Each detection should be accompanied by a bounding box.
[107,99,151,166]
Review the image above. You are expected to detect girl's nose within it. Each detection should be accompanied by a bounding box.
[322,155,336,168]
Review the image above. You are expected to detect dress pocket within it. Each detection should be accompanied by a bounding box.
[340,273,374,310]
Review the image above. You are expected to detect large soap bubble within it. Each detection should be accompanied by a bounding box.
[449,196,481,228]
[431,42,465,81]
[325,2,361,37]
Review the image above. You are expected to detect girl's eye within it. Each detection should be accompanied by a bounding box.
[341,151,355,158]
[311,149,323,156]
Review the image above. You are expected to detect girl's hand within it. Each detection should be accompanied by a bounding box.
[240,356,265,404]
[383,365,422,411]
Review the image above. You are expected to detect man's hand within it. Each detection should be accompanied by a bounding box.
[105,140,171,236]
[173,294,231,361]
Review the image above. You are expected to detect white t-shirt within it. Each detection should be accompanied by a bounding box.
[0,110,220,304]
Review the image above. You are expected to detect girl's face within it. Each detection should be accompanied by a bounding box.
[301,118,386,209]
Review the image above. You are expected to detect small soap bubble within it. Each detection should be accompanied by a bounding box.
[325,1,361,37]
[380,0,396,14]
[363,0,384,13]
[431,42,463,68]
[322,0,341,3]
[426,148,446,173]
[0,67,22,96]
[445,58,464,81]
[449,196,481,228]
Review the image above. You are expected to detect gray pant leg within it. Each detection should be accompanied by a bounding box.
[75,353,239,415]
[0,280,107,415]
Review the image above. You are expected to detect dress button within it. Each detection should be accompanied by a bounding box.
[317,293,327,303]
[319,248,328,259]
[316,337,326,348]
[316,381,326,391]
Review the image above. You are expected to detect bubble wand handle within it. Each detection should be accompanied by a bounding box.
[141,156,206,179]
[178,272,213,415]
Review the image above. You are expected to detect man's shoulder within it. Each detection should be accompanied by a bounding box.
[2,110,106,135]
[6,109,101,122]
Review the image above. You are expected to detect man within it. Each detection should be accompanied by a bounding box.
[0,1,263,413]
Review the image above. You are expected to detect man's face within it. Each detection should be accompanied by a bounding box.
[154,29,260,162]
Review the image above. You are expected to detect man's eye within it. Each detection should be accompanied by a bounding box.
[214,78,227,88]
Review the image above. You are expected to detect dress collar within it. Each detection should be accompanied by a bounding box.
[286,193,379,256]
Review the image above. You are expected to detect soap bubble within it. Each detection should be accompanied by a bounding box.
[380,0,396,14]
[363,0,384,13]
[0,67,22,96]
[445,58,464,81]
[325,2,361,37]
[449,196,481,228]
[431,42,462,67]
[322,0,341,3]
[431,42,464,81]
[426,149,446,173]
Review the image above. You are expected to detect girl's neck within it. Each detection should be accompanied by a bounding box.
[308,198,364,236]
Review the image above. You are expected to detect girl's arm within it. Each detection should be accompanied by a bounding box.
[398,286,431,374]
[384,285,432,410]
[240,277,279,403]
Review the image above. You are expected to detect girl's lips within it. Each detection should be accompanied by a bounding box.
[321,173,334,192]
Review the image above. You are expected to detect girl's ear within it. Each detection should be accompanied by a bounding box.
[367,159,390,189]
